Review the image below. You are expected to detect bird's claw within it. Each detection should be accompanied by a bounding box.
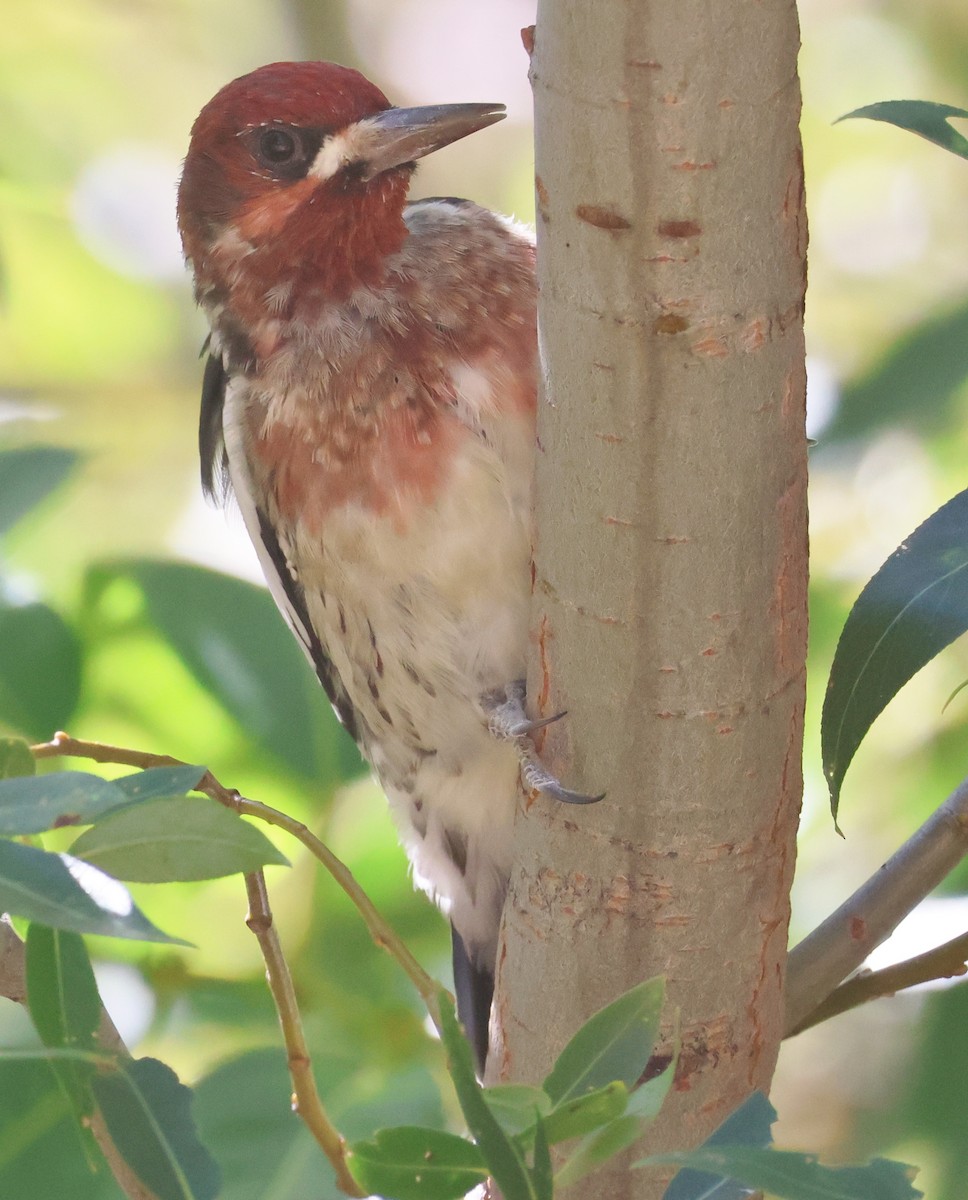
[484,681,604,806]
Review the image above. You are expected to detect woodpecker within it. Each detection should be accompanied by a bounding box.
[177,61,594,1069]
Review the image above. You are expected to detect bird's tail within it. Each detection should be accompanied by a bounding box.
[451,925,494,1075]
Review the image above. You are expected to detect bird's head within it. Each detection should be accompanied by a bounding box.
[177,61,505,312]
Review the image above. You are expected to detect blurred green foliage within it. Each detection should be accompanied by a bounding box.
[0,0,968,1197]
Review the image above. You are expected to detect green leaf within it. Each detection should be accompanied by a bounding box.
[92,1057,221,1200]
[839,100,968,161]
[0,446,79,536]
[25,925,101,1122]
[550,1047,675,1188]
[438,991,538,1200]
[826,299,968,445]
[821,490,968,819]
[347,1126,487,1200]
[88,560,331,778]
[25,925,101,1051]
[0,737,35,780]
[626,1065,676,1125]
[193,1048,332,1200]
[656,1091,776,1200]
[0,840,188,944]
[0,602,82,739]
[649,1147,921,1200]
[543,1081,628,1144]
[555,1113,650,1190]
[532,1116,553,1200]
[69,795,288,882]
[543,976,665,1106]
[482,1084,551,1137]
[0,1057,111,1200]
[113,765,207,802]
[0,772,126,835]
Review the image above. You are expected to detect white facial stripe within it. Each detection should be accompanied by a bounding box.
[310,123,375,181]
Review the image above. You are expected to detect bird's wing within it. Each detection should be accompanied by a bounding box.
[199,349,229,499]
[200,351,361,742]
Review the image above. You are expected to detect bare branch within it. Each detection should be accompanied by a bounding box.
[788,929,968,1037]
[244,870,364,1196]
[785,774,968,1033]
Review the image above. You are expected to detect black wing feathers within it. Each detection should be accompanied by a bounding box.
[199,352,228,499]
[253,509,362,744]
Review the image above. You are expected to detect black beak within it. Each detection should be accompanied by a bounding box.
[356,102,506,180]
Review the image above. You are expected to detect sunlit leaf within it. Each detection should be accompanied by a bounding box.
[839,100,968,161]
[543,976,665,1106]
[347,1126,486,1200]
[0,601,82,739]
[69,795,288,882]
[0,446,79,536]
[822,490,968,818]
[92,1057,221,1200]
[0,771,126,835]
[0,841,187,944]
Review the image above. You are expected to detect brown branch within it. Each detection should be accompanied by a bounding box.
[235,793,444,1031]
[243,871,363,1196]
[785,774,968,1034]
[788,929,968,1037]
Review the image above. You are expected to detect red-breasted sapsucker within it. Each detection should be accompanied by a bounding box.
[177,61,594,1069]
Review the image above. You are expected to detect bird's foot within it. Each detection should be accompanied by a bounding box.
[485,681,604,806]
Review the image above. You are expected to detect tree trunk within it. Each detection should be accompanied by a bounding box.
[492,3,808,1196]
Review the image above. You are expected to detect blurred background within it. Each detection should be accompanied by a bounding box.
[2,0,968,1196]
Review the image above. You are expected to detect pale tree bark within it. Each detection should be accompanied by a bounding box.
[492,3,808,1197]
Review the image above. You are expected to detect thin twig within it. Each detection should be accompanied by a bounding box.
[236,794,444,1030]
[243,870,364,1197]
[788,929,968,1037]
[785,774,968,1035]
[31,733,445,1031]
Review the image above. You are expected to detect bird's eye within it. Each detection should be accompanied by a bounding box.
[259,128,298,164]
[244,124,324,180]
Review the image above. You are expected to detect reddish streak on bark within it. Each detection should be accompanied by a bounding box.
[575,204,632,231]
[657,219,702,238]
